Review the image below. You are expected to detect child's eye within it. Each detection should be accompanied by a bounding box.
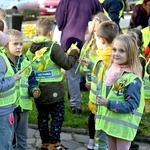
[120,49,125,53]
[112,48,116,52]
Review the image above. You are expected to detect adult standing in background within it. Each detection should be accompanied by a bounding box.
[129,0,150,30]
[99,0,127,33]
[55,0,103,114]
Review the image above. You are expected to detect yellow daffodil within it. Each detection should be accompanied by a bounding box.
[67,42,78,54]
[33,47,47,61]
[38,58,50,71]
[23,24,36,38]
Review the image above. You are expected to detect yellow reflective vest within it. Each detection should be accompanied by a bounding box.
[141,26,150,49]
[15,58,33,110]
[0,53,17,106]
[26,43,63,83]
[96,73,145,141]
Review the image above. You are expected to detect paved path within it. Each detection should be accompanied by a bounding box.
[17,127,150,150]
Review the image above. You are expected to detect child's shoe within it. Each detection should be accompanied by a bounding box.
[94,144,98,150]
[48,142,69,150]
[87,141,95,150]
[41,143,49,150]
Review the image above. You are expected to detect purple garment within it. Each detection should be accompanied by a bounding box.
[55,0,103,51]
[129,4,150,29]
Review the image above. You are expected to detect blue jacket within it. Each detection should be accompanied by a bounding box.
[55,0,103,51]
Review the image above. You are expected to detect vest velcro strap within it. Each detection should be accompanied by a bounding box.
[0,88,16,98]
[96,115,138,130]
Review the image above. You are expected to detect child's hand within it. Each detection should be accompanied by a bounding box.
[14,71,22,81]
[80,57,90,66]
[85,82,91,90]
[97,95,108,106]
[32,88,41,98]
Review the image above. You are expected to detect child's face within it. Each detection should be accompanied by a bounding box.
[112,40,127,65]
[7,36,23,57]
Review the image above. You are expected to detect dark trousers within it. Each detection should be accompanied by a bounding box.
[88,112,95,139]
[36,99,65,144]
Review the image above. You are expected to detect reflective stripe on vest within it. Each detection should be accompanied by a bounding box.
[95,73,145,141]
[96,114,139,129]
[0,53,17,106]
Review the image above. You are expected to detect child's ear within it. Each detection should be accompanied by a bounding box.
[101,37,106,44]
[49,31,53,38]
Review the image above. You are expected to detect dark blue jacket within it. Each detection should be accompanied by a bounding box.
[101,0,125,32]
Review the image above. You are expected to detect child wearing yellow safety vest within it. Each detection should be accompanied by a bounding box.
[96,34,145,150]
[5,29,41,150]
[0,29,22,149]
[80,12,110,150]
[81,20,119,150]
[26,18,80,150]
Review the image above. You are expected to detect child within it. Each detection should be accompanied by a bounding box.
[81,20,119,150]
[96,34,145,150]
[0,30,21,149]
[26,18,80,150]
[80,12,110,150]
[5,29,41,150]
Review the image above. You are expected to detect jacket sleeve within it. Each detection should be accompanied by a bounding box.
[28,71,38,97]
[0,56,15,92]
[107,78,141,113]
[50,43,79,70]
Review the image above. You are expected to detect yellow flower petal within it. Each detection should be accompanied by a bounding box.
[33,47,47,61]
[23,25,36,38]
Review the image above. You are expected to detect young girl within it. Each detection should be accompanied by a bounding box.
[96,34,145,150]
[81,12,110,150]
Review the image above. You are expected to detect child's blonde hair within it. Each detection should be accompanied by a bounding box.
[113,34,142,78]
[96,20,119,44]
[86,12,110,43]
[36,18,54,36]
[85,12,110,54]
[6,29,22,38]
